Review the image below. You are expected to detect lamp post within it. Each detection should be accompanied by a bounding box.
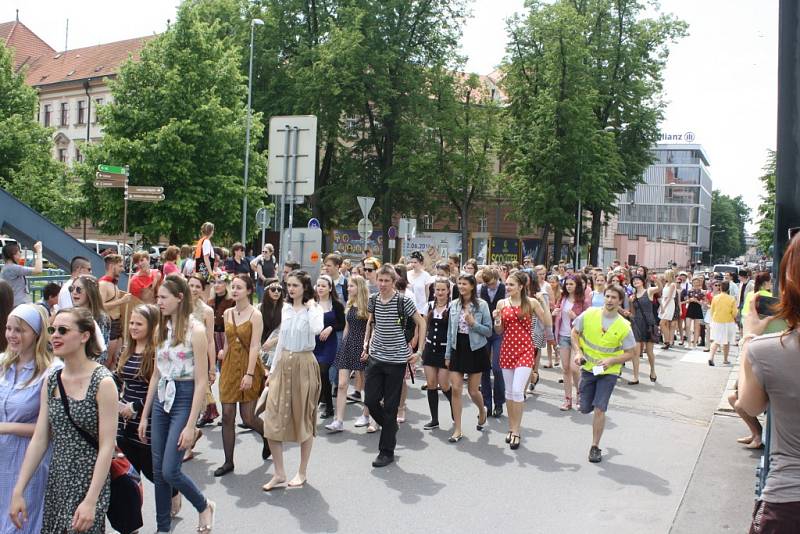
[241,18,265,245]
[710,226,725,264]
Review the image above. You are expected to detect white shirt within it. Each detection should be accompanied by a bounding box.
[407,269,433,314]
[56,278,75,311]
[273,302,324,366]
[201,239,215,258]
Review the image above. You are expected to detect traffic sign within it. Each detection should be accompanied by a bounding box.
[126,193,165,202]
[267,115,318,196]
[98,164,127,175]
[310,251,320,263]
[255,207,271,230]
[283,195,305,204]
[388,226,397,239]
[128,185,163,195]
[357,196,375,218]
[308,218,320,229]
[96,171,128,182]
[357,218,373,238]
[94,179,125,188]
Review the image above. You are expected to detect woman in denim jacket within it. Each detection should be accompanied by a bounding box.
[444,274,492,443]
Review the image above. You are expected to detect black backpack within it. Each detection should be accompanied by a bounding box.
[370,292,416,343]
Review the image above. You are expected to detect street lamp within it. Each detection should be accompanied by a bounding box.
[576,126,617,268]
[241,18,265,245]
[710,225,726,264]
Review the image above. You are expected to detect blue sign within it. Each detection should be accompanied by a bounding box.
[308,218,320,229]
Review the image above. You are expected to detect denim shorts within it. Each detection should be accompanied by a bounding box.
[558,335,572,349]
[578,370,618,413]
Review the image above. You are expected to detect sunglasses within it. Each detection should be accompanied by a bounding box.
[47,325,73,336]
[267,286,282,293]
[68,285,83,295]
[364,268,375,272]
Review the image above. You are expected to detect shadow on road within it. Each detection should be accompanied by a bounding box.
[371,462,447,504]
[262,484,339,533]
[595,447,672,496]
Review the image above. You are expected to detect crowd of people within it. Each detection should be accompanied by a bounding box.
[0,221,797,533]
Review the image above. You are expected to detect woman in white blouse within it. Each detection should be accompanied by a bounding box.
[261,270,323,491]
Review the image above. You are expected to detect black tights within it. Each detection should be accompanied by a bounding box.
[220,400,263,466]
[318,362,333,412]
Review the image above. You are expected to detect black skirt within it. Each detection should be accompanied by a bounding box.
[449,333,490,374]
[686,302,704,320]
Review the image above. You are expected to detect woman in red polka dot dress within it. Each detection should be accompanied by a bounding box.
[493,271,550,450]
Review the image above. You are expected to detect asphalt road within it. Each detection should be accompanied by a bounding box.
[132,343,753,534]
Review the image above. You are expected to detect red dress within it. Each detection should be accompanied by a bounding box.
[499,304,534,369]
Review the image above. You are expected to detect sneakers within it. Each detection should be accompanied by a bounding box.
[325,420,344,433]
[347,390,362,402]
[423,420,439,430]
[354,415,370,427]
[589,445,602,463]
[372,454,394,468]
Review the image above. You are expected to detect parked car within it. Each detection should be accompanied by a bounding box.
[79,239,133,257]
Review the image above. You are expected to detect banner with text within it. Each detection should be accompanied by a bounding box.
[401,232,462,270]
[331,229,384,260]
[490,237,521,264]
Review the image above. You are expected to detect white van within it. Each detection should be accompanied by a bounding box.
[79,239,133,257]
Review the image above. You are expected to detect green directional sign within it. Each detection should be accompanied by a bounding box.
[98,164,128,175]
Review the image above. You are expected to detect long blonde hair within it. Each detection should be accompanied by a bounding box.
[117,304,159,381]
[346,275,369,320]
[0,306,53,386]
[158,275,194,347]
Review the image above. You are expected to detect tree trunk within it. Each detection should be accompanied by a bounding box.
[589,208,602,267]
[552,228,563,265]
[536,224,550,265]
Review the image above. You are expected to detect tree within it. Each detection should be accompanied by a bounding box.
[0,42,79,226]
[710,190,750,262]
[503,0,686,265]
[755,150,776,255]
[75,0,266,245]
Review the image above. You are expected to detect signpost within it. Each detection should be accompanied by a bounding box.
[267,115,318,264]
[357,196,375,258]
[388,225,397,250]
[255,207,271,250]
[282,227,322,279]
[308,218,320,229]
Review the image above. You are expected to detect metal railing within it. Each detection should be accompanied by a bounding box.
[26,271,70,302]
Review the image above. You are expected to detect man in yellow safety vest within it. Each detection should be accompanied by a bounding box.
[571,285,636,463]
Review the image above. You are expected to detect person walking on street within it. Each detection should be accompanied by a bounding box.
[479,268,506,417]
[361,265,426,467]
[629,275,659,384]
[420,278,453,431]
[571,286,636,463]
[708,280,738,366]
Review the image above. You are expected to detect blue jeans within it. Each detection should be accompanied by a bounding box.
[481,334,505,409]
[256,281,265,302]
[151,381,207,532]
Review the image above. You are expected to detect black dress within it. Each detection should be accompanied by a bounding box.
[685,289,705,320]
[333,306,367,371]
[631,291,657,343]
[422,302,448,369]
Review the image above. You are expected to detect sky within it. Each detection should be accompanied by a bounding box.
[2,0,778,229]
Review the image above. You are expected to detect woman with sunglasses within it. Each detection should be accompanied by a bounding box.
[326,275,370,433]
[139,275,215,533]
[314,275,345,420]
[553,275,588,410]
[10,307,117,534]
[1,304,60,534]
[444,274,492,443]
[214,274,267,477]
[260,278,283,369]
[71,274,111,367]
[115,304,182,516]
[262,270,323,491]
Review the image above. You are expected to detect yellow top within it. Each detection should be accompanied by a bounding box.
[711,292,737,323]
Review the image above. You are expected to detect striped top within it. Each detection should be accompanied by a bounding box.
[367,292,417,364]
[117,352,150,444]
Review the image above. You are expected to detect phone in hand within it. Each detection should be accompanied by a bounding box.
[755,295,788,334]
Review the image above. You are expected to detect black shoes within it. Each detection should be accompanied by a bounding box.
[320,409,334,419]
[213,463,234,477]
[372,454,394,468]
[262,438,271,460]
[492,405,503,418]
[509,434,521,450]
[423,420,439,430]
[589,445,602,463]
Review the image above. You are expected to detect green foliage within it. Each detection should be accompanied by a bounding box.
[503,0,686,262]
[755,150,776,254]
[76,0,266,245]
[0,42,80,226]
[710,190,750,262]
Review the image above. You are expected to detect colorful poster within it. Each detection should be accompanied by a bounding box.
[331,229,383,260]
[522,239,542,261]
[490,237,520,264]
[401,232,462,270]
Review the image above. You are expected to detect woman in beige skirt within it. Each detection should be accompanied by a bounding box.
[262,270,323,491]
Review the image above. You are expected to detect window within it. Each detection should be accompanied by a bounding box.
[75,146,83,163]
[422,214,434,230]
[58,148,67,162]
[59,103,69,126]
[43,104,52,127]
[77,100,86,124]
[478,214,488,233]
[93,98,103,123]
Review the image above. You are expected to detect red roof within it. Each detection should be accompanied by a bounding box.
[0,19,153,87]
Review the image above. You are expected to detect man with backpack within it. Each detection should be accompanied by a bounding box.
[361,264,427,467]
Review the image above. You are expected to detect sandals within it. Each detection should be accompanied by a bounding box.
[477,408,488,431]
[196,500,215,533]
[505,431,512,444]
[560,397,572,411]
[509,434,521,450]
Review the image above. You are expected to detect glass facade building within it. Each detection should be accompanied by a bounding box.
[616,143,712,256]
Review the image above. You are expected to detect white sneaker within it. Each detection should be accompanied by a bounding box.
[325,420,344,433]
[354,415,370,427]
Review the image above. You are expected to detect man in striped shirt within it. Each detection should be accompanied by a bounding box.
[361,265,427,467]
